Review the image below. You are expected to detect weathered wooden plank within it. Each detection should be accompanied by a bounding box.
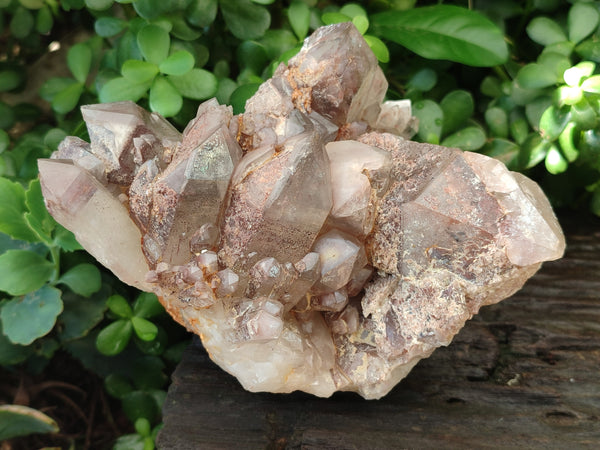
[158,215,600,449]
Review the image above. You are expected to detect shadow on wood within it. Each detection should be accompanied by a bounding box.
[158,214,600,449]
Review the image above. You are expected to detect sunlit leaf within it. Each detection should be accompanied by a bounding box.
[371,5,508,66]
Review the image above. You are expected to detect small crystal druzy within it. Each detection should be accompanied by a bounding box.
[38,24,565,399]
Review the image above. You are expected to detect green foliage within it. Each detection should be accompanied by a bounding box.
[371,5,509,66]
[0,404,59,440]
[2,0,600,447]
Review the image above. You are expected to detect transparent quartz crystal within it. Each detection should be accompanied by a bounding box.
[38,23,566,400]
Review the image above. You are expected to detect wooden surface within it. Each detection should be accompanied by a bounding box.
[158,214,600,449]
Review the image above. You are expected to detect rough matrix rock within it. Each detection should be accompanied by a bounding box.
[38,23,565,399]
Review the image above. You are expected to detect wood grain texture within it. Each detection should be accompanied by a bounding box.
[158,214,600,449]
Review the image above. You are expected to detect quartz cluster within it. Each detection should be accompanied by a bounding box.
[38,23,565,399]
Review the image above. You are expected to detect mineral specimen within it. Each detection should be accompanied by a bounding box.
[38,23,565,399]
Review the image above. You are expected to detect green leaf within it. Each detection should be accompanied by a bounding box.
[220,0,271,40]
[58,264,101,297]
[321,12,351,25]
[19,0,45,8]
[575,39,600,63]
[0,286,63,345]
[168,68,217,100]
[413,99,443,144]
[135,325,167,355]
[67,43,92,84]
[0,178,38,243]
[113,433,147,450]
[0,70,22,92]
[187,0,218,28]
[0,405,59,440]
[363,35,389,63]
[480,76,503,98]
[352,16,369,35]
[53,225,82,252]
[571,98,597,130]
[539,105,571,141]
[121,391,159,423]
[440,90,474,135]
[485,107,509,138]
[516,63,559,89]
[133,292,164,318]
[131,316,158,341]
[135,417,151,436]
[482,138,520,170]
[107,295,133,319]
[44,128,68,151]
[441,126,486,151]
[10,7,34,39]
[581,75,600,94]
[0,131,9,153]
[149,76,182,117]
[0,250,53,296]
[159,50,195,76]
[520,133,551,169]
[35,6,54,34]
[229,83,261,114]
[39,77,78,102]
[99,76,150,103]
[85,0,113,10]
[563,62,596,87]
[558,121,579,163]
[51,82,84,114]
[371,5,508,67]
[510,115,529,145]
[24,179,55,244]
[545,144,568,174]
[216,78,237,104]
[568,2,599,44]
[57,286,108,342]
[542,41,574,57]
[170,16,202,41]
[526,17,566,46]
[105,373,134,399]
[407,68,437,92]
[538,52,571,81]
[121,59,159,83]
[341,3,366,19]
[95,17,128,37]
[96,319,133,355]
[132,356,167,389]
[557,85,583,106]
[137,24,170,65]
[288,0,310,40]
[525,96,553,130]
[259,29,297,60]
[237,41,269,73]
[0,102,15,130]
[0,320,32,366]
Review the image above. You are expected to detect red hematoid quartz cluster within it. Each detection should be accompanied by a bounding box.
[38,24,565,399]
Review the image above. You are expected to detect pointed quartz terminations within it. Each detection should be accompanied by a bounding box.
[219,130,332,269]
[282,22,388,126]
[80,101,181,185]
[38,159,151,291]
[37,23,567,401]
[326,140,392,236]
[131,101,242,266]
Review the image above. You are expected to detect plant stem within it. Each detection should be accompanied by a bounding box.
[493,65,510,82]
[49,245,61,283]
